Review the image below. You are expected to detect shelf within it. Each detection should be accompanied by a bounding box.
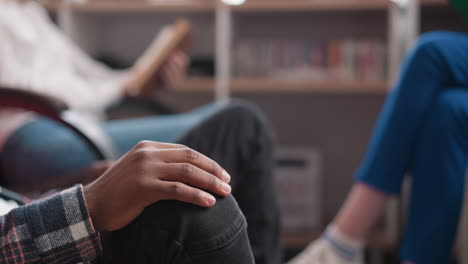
[41,0,215,13]
[173,77,389,94]
[233,78,389,93]
[173,77,215,91]
[233,0,448,12]
[232,0,390,12]
[42,0,448,13]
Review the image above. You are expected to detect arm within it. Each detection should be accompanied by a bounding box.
[0,186,100,264]
[0,2,123,111]
[1,140,233,262]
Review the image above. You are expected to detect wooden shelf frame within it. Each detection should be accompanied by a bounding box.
[233,0,448,12]
[42,0,448,13]
[233,0,392,12]
[173,77,389,94]
[41,0,216,13]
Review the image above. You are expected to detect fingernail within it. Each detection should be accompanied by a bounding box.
[222,170,231,182]
[222,182,232,194]
[205,193,216,206]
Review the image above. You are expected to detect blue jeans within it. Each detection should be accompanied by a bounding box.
[2,103,225,184]
[355,31,468,263]
[1,101,281,264]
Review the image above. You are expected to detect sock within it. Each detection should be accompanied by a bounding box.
[322,226,364,261]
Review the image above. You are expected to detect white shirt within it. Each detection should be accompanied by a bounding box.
[0,0,128,146]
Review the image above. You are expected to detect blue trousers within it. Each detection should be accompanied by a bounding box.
[1,103,224,184]
[355,31,468,263]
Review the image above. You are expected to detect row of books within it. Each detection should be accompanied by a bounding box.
[233,39,387,81]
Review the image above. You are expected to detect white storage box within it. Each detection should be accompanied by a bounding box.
[275,147,322,233]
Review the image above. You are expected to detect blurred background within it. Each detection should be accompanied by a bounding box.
[33,0,468,262]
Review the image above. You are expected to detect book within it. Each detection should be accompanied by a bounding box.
[126,19,191,97]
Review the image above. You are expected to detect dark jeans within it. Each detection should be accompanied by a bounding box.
[101,195,254,263]
[1,100,282,264]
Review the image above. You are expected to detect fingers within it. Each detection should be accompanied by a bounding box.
[169,51,189,73]
[161,65,181,89]
[160,51,189,89]
[156,181,217,207]
[155,148,231,183]
[132,141,231,183]
[133,140,185,150]
[159,163,231,197]
[173,51,190,67]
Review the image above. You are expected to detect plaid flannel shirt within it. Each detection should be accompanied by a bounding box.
[0,186,101,264]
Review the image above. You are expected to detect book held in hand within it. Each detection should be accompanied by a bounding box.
[127,19,191,97]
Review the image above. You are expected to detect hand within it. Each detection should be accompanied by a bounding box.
[122,51,189,97]
[83,141,231,232]
[80,161,115,185]
[159,50,189,90]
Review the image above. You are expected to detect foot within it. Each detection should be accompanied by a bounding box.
[288,237,364,264]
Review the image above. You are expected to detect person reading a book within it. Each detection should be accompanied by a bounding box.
[0,1,281,263]
[288,5,468,264]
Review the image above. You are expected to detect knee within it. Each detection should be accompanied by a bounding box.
[1,118,97,186]
[143,194,247,246]
[431,89,468,134]
[217,100,275,144]
[417,31,456,45]
[409,31,459,62]
[415,31,457,52]
[101,195,249,263]
[182,195,248,247]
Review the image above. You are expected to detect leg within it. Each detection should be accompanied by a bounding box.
[357,31,468,194]
[289,31,468,263]
[100,194,255,264]
[1,118,100,186]
[174,100,281,264]
[401,88,468,264]
[339,31,468,239]
[0,103,236,186]
[106,100,282,264]
[1,100,281,264]
[102,103,227,155]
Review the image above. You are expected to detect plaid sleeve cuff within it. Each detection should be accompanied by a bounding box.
[23,185,101,263]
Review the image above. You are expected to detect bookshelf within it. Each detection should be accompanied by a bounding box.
[47,0,450,97]
[42,0,447,13]
[46,0,410,97]
[47,2,445,96]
